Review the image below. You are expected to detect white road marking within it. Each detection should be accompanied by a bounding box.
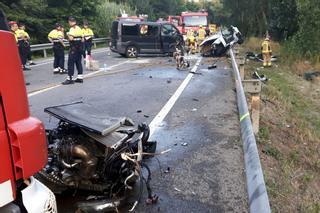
[27,59,131,97]
[148,57,202,136]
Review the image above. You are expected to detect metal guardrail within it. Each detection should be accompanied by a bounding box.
[229,48,271,213]
[30,37,110,58]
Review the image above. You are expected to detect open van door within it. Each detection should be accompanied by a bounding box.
[161,24,180,53]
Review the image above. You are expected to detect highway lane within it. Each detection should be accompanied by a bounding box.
[27,50,248,212]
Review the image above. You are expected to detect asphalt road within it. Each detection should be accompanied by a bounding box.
[26,48,248,212]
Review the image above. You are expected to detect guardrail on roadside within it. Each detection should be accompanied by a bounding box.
[229,47,271,213]
[30,37,110,58]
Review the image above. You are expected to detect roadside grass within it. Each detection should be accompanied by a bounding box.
[241,38,320,212]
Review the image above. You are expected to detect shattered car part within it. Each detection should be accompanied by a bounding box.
[200,26,243,57]
[35,102,157,211]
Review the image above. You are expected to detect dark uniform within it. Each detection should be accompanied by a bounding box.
[48,24,66,74]
[62,17,84,85]
[11,26,30,70]
[82,27,94,59]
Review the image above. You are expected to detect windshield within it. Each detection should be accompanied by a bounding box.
[183,16,207,27]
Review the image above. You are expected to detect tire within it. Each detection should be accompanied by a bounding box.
[126,46,138,58]
[213,44,226,57]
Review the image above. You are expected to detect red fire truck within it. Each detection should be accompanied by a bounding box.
[167,10,209,34]
[0,11,57,212]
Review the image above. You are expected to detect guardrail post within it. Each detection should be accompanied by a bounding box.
[43,49,47,58]
[242,79,262,134]
[236,57,245,80]
[94,42,97,48]
[251,93,261,134]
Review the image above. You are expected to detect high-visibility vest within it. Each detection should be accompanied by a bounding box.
[198,29,206,40]
[262,40,272,53]
[48,29,64,41]
[68,25,83,40]
[82,28,94,41]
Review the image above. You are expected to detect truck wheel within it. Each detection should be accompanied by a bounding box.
[126,46,138,58]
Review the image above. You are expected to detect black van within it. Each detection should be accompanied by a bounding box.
[110,21,183,58]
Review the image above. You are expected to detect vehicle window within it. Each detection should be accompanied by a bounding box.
[161,24,177,36]
[139,25,159,36]
[184,16,207,27]
[122,24,139,36]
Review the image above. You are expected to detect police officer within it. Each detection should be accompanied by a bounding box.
[48,23,67,74]
[62,17,84,85]
[19,23,36,66]
[82,21,94,60]
[9,21,30,71]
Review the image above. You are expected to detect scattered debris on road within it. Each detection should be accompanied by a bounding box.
[181,142,188,146]
[164,167,171,174]
[137,109,142,113]
[174,187,182,192]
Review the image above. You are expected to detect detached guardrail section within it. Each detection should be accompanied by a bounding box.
[229,48,271,213]
[31,37,110,58]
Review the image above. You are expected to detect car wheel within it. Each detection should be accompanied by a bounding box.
[126,46,138,58]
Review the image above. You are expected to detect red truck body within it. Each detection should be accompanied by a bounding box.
[0,28,47,207]
[168,11,209,34]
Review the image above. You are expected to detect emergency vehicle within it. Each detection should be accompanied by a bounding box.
[0,11,57,212]
[167,10,209,34]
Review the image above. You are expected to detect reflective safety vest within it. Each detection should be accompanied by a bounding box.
[262,40,272,54]
[198,28,206,40]
[68,25,83,41]
[14,29,25,41]
[82,28,94,41]
[48,29,64,42]
[19,30,30,39]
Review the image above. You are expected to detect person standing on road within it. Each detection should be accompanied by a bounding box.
[82,21,94,60]
[9,21,30,71]
[19,23,36,66]
[62,16,84,85]
[48,23,67,74]
[197,25,206,46]
[261,36,272,67]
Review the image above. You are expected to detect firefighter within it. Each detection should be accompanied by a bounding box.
[197,25,206,45]
[261,36,272,67]
[19,23,35,66]
[82,21,94,60]
[9,21,30,70]
[62,16,84,85]
[186,29,196,54]
[48,23,67,74]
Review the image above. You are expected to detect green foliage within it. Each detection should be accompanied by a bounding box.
[94,1,135,37]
